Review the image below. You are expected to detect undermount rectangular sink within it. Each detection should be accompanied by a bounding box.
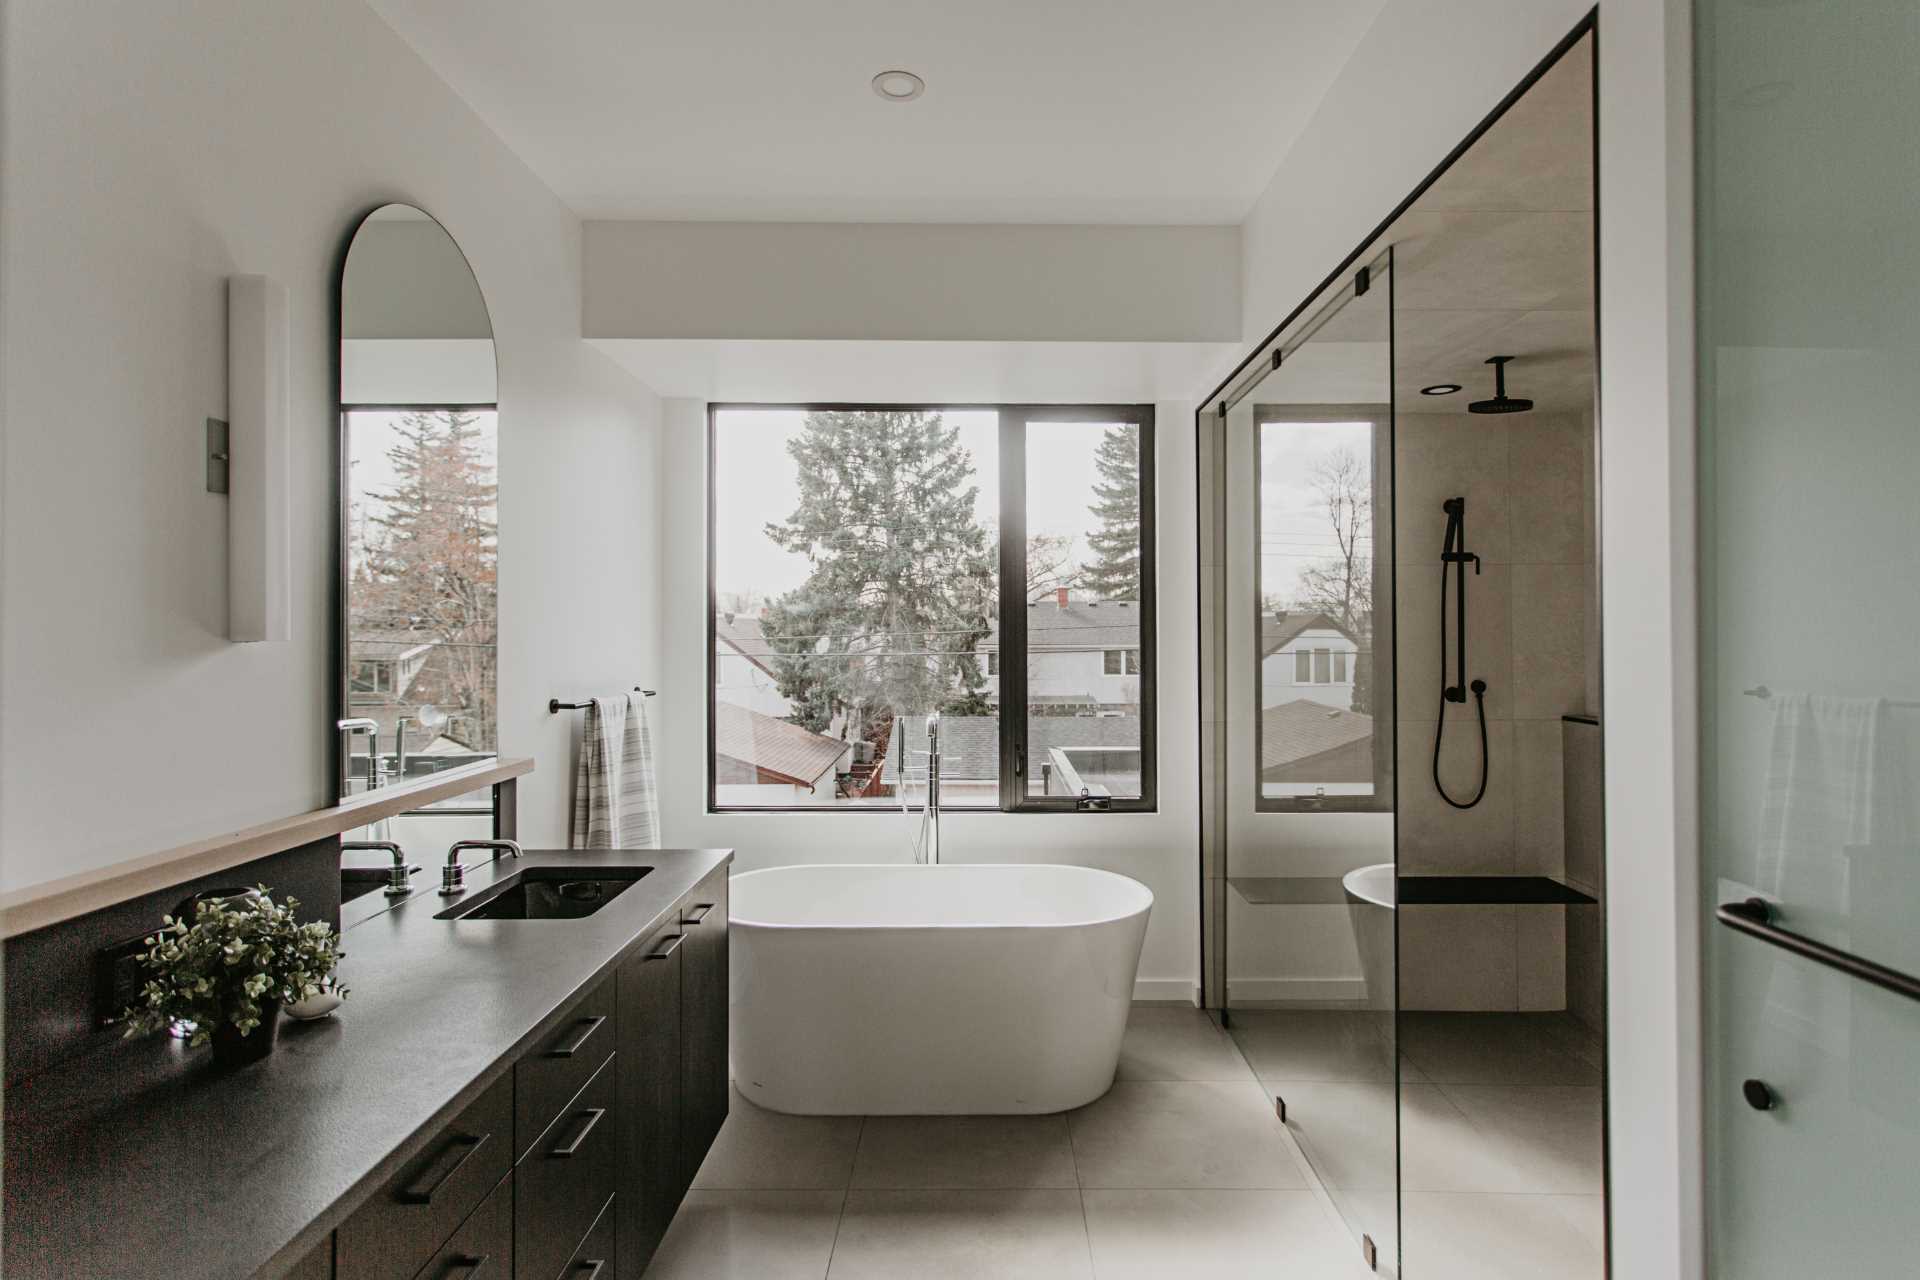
[436,866,652,920]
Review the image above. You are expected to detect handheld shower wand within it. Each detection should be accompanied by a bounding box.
[1434,497,1490,809]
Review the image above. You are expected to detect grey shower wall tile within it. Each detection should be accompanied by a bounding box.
[1399,906,1519,1011]
[1562,717,1604,894]
[1513,719,1567,878]
[1395,413,1512,567]
[1510,563,1589,719]
[1508,413,1590,565]
[1398,561,1514,722]
[1517,906,1568,1012]
[1396,718,1516,875]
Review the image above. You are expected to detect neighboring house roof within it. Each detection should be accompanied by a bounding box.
[715,612,778,675]
[882,713,1142,785]
[1260,611,1356,658]
[981,599,1143,652]
[714,701,847,790]
[350,631,438,662]
[1261,699,1374,775]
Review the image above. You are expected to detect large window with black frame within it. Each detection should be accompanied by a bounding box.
[708,404,1155,812]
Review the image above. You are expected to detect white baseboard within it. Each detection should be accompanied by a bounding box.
[1132,978,1200,1006]
[1227,977,1368,1004]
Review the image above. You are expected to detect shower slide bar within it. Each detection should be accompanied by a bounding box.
[1716,898,1920,1004]
[549,687,657,713]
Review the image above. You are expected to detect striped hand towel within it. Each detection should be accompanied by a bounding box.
[571,692,660,849]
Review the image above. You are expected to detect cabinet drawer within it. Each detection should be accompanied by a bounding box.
[517,1054,618,1280]
[517,975,617,1161]
[337,1071,514,1280]
[557,1194,616,1280]
[410,1173,511,1280]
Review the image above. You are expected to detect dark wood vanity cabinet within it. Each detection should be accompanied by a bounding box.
[328,871,728,1280]
[678,866,730,1188]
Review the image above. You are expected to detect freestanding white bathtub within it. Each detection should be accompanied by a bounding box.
[730,863,1153,1115]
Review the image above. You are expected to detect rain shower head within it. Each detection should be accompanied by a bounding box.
[1468,356,1534,415]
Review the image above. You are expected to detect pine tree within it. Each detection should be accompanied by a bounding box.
[1082,424,1141,600]
[760,410,995,737]
[356,410,498,750]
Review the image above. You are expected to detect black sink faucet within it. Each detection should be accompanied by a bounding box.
[441,839,524,896]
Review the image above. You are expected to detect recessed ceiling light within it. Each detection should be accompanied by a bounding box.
[872,69,925,102]
[1421,383,1463,396]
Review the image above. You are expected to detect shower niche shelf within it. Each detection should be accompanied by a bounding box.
[1398,876,1596,906]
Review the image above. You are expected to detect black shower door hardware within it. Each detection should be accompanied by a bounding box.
[1715,897,1920,1003]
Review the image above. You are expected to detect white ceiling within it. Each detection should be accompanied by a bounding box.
[369,0,1389,223]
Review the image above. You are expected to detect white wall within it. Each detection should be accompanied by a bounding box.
[657,397,1201,1002]
[0,0,663,889]
[584,221,1241,344]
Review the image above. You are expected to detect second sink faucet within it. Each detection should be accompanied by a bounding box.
[441,838,524,896]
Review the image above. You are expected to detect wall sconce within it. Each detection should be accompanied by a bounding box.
[226,274,289,642]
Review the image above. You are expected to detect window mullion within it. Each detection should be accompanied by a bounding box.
[997,410,1028,811]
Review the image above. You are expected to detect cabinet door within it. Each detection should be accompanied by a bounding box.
[516,1054,617,1280]
[287,1235,333,1280]
[679,868,730,1187]
[411,1174,511,1280]
[617,924,683,1277]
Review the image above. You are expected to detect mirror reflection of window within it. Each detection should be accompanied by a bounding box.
[337,205,497,803]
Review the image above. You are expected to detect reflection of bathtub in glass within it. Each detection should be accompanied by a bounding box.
[1342,863,1395,1011]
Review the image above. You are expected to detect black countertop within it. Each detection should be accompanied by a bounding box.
[3,847,732,1280]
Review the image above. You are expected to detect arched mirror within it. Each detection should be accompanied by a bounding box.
[335,205,497,810]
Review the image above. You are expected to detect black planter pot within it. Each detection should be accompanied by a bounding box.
[209,1001,282,1069]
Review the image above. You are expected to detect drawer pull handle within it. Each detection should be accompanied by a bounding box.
[574,1261,606,1279]
[683,902,715,924]
[646,933,685,961]
[398,1131,490,1205]
[547,1014,609,1058]
[549,1107,608,1158]
[447,1253,492,1278]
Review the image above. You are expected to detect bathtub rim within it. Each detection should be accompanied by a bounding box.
[729,862,1155,932]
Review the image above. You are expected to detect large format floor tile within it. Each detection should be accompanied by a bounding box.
[1436,1086,1604,1194]
[1068,1081,1306,1189]
[827,1189,1094,1280]
[1401,1191,1605,1279]
[1398,1013,1602,1085]
[1227,1011,1398,1083]
[1082,1189,1367,1279]
[643,1190,844,1280]
[692,1090,863,1190]
[1117,1007,1256,1082]
[851,1115,1077,1188]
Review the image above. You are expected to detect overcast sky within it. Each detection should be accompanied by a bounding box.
[713,407,1124,604]
[1258,418,1375,607]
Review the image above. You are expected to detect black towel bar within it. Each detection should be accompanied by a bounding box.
[549,687,656,713]
[1715,897,1920,1003]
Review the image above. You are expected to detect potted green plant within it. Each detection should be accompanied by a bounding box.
[122,888,346,1068]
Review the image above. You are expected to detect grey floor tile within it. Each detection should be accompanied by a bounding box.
[642,1190,844,1280]
[1228,1011,1398,1083]
[1436,1085,1604,1193]
[1117,1008,1256,1082]
[827,1189,1093,1280]
[1401,1191,1604,1279]
[850,1115,1077,1188]
[1082,1188,1367,1279]
[692,1090,864,1189]
[1399,1013,1602,1085]
[1068,1081,1306,1189]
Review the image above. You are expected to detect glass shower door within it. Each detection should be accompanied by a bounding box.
[1218,250,1398,1270]
[1698,2,1920,1274]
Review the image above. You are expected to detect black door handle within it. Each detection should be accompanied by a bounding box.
[646,933,685,961]
[683,902,714,924]
[445,1253,492,1278]
[546,1014,608,1058]
[549,1107,607,1158]
[398,1132,490,1205]
[573,1261,606,1279]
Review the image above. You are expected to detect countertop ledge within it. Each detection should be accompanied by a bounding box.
[2,847,733,1280]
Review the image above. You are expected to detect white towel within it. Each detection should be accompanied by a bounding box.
[571,692,660,850]
[1756,694,1908,910]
